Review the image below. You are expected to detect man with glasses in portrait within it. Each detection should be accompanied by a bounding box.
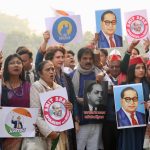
[98,10,123,48]
[117,87,146,127]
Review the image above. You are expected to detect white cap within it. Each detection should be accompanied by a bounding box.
[109,49,121,57]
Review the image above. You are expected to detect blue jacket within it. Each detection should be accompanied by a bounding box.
[11,120,23,129]
[117,108,146,127]
[98,30,123,48]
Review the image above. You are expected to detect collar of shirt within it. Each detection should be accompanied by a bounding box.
[102,30,115,47]
[63,67,73,74]
[39,78,61,90]
[122,107,138,125]
[88,104,97,111]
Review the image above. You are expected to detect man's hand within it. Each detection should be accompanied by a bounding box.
[96,72,105,83]
[48,131,59,140]
[76,97,84,105]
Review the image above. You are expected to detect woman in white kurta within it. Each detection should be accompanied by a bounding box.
[21,60,72,150]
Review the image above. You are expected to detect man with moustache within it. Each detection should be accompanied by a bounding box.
[70,47,103,150]
[117,87,145,127]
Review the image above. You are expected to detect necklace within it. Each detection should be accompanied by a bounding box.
[8,81,24,97]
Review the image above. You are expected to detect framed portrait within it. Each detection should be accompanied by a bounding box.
[83,80,108,123]
[95,8,123,49]
[114,83,146,129]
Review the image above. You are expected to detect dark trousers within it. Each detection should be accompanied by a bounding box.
[102,121,118,150]
[0,139,2,150]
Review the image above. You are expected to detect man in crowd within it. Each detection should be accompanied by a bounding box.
[17,47,38,83]
[70,47,103,150]
[63,50,76,74]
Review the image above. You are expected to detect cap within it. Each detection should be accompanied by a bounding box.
[109,49,121,61]
[109,49,121,57]
[109,54,121,62]
[129,56,144,66]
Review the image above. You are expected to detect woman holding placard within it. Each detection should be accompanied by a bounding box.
[118,56,150,150]
[1,54,30,150]
[21,60,73,150]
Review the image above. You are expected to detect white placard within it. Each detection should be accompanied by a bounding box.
[40,87,74,132]
[124,9,150,43]
[0,107,38,137]
[45,15,83,45]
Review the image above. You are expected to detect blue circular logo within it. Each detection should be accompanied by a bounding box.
[52,17,77,43]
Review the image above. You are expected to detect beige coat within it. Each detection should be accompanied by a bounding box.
[21,79,68,150]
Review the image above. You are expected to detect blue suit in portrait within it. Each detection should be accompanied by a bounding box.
[117,108,145,127]
[98,30,123,48]
[11,120,23,129]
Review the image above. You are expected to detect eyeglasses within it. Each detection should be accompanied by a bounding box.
[103,20,116,26]
[123,97,138,103]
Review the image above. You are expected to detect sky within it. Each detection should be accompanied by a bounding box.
[0,0,150,35]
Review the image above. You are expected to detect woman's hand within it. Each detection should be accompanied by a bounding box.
[48,131,59,140]
[143,37,150,52]
[75,121,80,133]
[127,39,140,53]
[39,30,50,54]
[64,101,73,111]
[144,100,150,110]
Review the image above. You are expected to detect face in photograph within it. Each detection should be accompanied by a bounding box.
[87,83,103,107]
[101,12,117,37]
[121,88,138,113]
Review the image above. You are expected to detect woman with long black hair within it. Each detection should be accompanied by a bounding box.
[118,56,150,150]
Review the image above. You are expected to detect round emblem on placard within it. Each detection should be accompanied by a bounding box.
[43,96,70,126]
[52,17,77,43]
[126,15,149,39]
[5,108,31,137]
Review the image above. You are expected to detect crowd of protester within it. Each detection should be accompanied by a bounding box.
[0,30,150,150]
